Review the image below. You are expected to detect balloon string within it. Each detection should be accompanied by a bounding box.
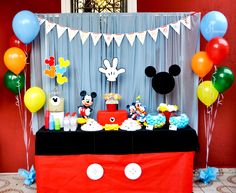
[211,65,217,83]
[206,106,211,167]
[27,114,33,155]
[208,95,223,146]
[25,114,33,171]
[213,65,217,72]
[25,44,28,58]
[204,107,209,167]
[204,94,222,168]
[16,66,31,170]
[16,93,29,170]
[23,67,30,170]
[199,78,203,84]
[15,95,24,135]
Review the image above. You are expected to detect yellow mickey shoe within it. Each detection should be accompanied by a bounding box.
[78,118,87,125]
[103,124,120,131]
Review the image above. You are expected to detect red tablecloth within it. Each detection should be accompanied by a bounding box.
[35,152,194,193]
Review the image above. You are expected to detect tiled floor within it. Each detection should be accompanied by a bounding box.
[194,168,236,193]
[0,169,235,193]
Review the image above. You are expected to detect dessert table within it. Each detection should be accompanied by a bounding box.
[35,125,199,193]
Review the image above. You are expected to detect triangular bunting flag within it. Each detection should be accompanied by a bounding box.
[79,31,90,44]
[113,34,124,47]
[147,28,158,42]
[45,20,56,34]
[170,21,181,35]
[57,24,67,39]
[68,28,79,42]
[91,33,102,46]
[38,18,45,25]
[126,33,136,46]
[136,31,147,45]
[180,16,191,30]
[159,25,170,39]
[103,34,114,47]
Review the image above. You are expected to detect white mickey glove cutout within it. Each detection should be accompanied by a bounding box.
[99,58,125,82]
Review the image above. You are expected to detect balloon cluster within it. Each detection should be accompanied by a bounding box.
[169,114,189,129]
[3,10,45,113]
[146,114,166,128]
[192,11,234,107]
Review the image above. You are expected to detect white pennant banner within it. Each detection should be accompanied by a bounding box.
[45,20,56,34]
[159,25,170,39]
[68,28,79,42]
[147,28,158,42]
[113,34,124,47]
[40,14,194,45]
[126,33,136,46]
[91,33,102,46]
[103,34,114,47]
[180,16,191,30]
[137,31,147,45]
[79,31,90,44]
[170,21,181,35]
[38,18,45,25]
[57,25,67,39]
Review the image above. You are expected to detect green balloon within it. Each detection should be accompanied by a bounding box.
[4,70,25,94]
[212,66,234,93]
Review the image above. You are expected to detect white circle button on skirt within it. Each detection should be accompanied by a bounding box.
[124,163,142,180]
[87,163,104,180]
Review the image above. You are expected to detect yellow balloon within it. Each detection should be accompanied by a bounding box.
[24,87,46,113]
[197,81,219,107]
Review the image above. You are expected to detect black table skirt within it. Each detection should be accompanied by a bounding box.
[36,125,199,155]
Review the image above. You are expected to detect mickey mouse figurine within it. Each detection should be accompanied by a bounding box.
[78,90,97,118]
[126,104,137,120]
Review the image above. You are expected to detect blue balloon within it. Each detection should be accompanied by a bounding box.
[12,10,40,44]
[200,11,228,41]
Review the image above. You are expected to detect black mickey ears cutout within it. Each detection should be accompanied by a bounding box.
[145,66,156,77]
[169,64,181,76]
[145,64,181,95]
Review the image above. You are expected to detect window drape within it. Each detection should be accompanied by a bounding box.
[31,12,200,133]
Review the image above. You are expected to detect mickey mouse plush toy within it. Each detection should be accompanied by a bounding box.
[78,90,97,118]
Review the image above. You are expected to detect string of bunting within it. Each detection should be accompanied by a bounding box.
[38,14,194,47]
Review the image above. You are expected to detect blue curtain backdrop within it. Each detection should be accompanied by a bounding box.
[31,13,200,133]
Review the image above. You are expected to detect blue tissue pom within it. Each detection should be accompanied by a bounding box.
[198,167,218,184]
[18,165,36,185]
[146,114,166,128]
[169,114,189,128]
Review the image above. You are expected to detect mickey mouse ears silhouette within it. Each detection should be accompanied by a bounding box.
[145,64,181,94]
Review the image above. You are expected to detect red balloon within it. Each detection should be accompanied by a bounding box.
[206,37,229,64]
[9,34,31,54]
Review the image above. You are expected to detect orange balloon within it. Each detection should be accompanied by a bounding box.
[191,51,213,78]
[4,47,26,75]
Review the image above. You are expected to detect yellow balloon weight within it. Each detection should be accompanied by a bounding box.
[197,81,219,107]
[24,87,46,113]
